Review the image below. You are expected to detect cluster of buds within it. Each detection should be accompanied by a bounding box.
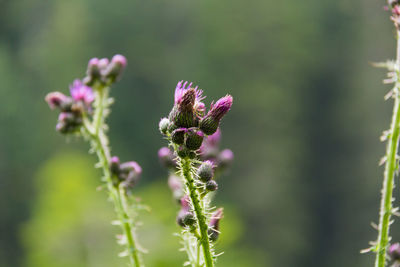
[45,80,94,134]
[386,0,400,27]
[45,55,127,134]
[83,54,127,86]
[158,81,233,245]
[158,129,234,202]
[110,156,142,195]
[159,81,233,156]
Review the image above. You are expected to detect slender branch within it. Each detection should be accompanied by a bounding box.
[375,29,400,267]
[180,157,214,267]
[83,85,143,267]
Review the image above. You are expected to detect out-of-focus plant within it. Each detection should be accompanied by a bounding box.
[365,2,400,267]
[158,81,233,267]
[45,55,145,267]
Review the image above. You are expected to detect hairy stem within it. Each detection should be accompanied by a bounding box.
[84,86,143,267]
[180,158,214,267]
[375,30,400,267]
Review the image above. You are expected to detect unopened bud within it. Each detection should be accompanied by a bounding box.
[199,95,232,135]
[389,243,400,261]
[171,128,186,145]
[159,117,170,135]
[177,211,196,227]
[45,92,72,111]
[206,180,218,192]
[87,58,101,78]
[197,161,214,182]
[185,128,204,150]
[98,58,110,70]
[110,156,120,175]
[208,208,223,242]
[103,54,127,82]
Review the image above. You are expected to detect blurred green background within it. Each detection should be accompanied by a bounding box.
[0,0,397,266]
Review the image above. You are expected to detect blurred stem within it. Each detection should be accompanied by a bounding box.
[83,86,143,267]
[180,157,214,267]
[375,30,400,267]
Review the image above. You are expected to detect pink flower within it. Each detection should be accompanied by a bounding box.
[174,81,205,112]
[69,79,95,106]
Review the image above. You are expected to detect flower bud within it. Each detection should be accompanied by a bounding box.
[55,120,69,134]
[119,161,142,192]
[206,180,218,192]
[87,57,101,78]
[390,243,400,261]
[197,161,214,182]
[177,211,196,227]
[169,89,197,128]
[171,128,186,145]
[55,112,82,134]
[159,117,170,135]
[70,79,95,106]
[158,147,177,169]
[208,208,223,242]
[110,156,121,175]
[185,128,204,151]
[98,58,110,70]
[103,54,127,82]
[199,95,233,135]
[45,92,73,111]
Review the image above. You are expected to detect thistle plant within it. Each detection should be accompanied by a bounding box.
[364,2,400,266]
[159,81,233,267]
[45,55,145,267]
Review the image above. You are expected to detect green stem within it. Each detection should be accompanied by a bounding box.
[84,86,143,267]
[180,158,214,267]
[375,30,400,267]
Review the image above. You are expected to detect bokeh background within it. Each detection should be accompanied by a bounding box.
[0,0,398,266]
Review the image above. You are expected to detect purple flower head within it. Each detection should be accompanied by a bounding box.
[45,92,69,110]
[390,243,400,261]
[208,95,233,121]
[111,54,127,69]
[88,57,100,68]
[102,54,127,82]
[120,161,142,176]
[174,81,205,109]
[199,95,233,135]
[70,79,95,106]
